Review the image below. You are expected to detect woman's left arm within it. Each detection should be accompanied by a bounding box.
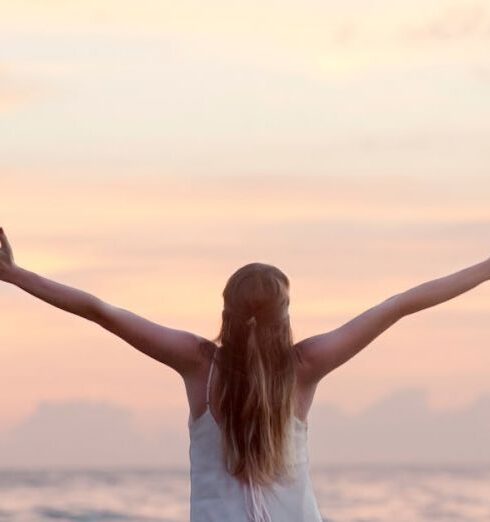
[1,227,206,377]
[4,263,101,320]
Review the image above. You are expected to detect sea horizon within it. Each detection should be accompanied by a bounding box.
[1,462,489,522]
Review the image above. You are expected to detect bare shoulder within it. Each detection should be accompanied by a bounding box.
[292,340,320,421]
[292,340,316,384]
[91,298,216,377]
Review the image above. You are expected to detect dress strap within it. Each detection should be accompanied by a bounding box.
[205,346,217,406]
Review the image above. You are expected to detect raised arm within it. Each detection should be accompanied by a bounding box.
[298,257,490,385]
[396,257,489,316]
[0,227,205,377]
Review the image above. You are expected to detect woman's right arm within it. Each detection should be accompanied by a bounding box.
[397,257,489,316]
[298,257,490,384]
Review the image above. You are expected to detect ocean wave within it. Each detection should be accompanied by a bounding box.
[34,506,167,522]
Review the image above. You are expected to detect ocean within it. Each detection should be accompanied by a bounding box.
[0,464,489,522]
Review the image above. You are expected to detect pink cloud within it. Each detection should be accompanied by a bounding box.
[0,66,44,112]
[404,3,490,42]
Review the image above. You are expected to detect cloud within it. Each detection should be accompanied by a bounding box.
[308,387,490,465]
[0,64,49,112]
[1,389,489,469]
[0,85,38,112]
[0,400,188,468]
[405,3,490,42]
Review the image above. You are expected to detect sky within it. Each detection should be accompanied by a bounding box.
[1,1,489,464]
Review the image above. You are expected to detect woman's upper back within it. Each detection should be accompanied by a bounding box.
[185,342,318,427]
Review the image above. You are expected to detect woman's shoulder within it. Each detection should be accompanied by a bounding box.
[196,337,219,363]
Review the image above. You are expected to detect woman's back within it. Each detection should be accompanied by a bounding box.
[188,346,324,522]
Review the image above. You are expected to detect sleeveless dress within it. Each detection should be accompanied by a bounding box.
[188,347,324,522]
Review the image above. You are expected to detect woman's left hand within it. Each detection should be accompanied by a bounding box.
[0,227,16,282]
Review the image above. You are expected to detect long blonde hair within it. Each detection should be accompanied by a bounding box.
[202,262,302,489]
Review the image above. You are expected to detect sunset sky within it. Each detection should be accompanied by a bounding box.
[1,0,489,445]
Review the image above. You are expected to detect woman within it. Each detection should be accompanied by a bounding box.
[1,225,488,521]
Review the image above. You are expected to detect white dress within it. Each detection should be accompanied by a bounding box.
[188,347,325,521]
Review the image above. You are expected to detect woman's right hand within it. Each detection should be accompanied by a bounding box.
[0,227,16,282]
[485,256,490,281]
